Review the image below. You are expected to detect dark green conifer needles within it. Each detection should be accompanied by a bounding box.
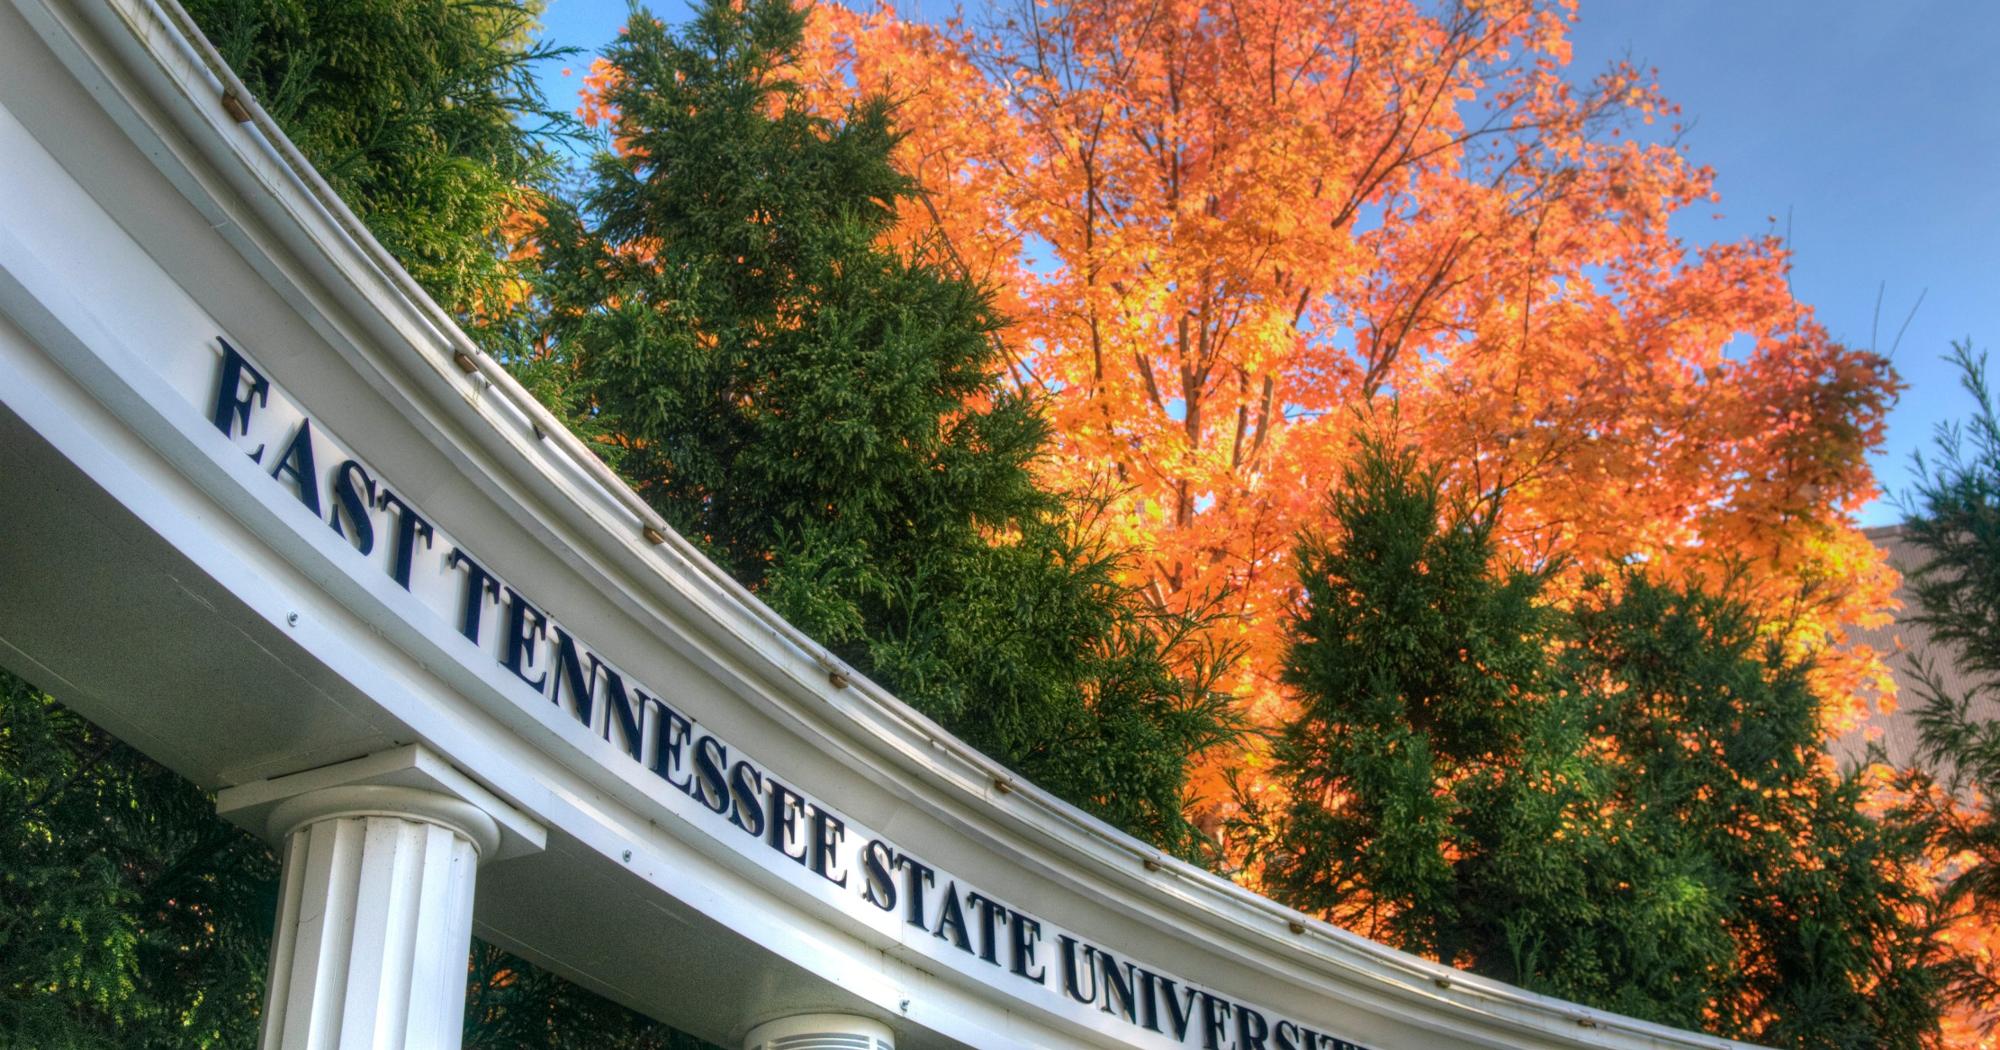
[529,0,1238,858]
[1249,440,1944,1048]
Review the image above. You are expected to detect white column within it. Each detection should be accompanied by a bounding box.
[260,786,491,1050]
[218,746,545,1050]
[743,1014,895,1050]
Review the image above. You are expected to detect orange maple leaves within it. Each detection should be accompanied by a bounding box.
[779,0,1899,803]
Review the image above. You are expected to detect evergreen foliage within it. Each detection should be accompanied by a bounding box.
[529,0,1238,858]
[1896,340,2000,1017]
[0,670,708,1049]
[0,1,710,1045]
[1252,443,1564,959]
[181,0,570,315]
[0,671,276,1048]
[1250,440,1944,1048]
[1571,579,1942,1046]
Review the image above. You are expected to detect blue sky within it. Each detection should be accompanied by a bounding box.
[1565,2,2000,524]
[530,1,2000,526]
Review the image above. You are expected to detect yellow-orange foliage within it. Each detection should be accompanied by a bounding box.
[572,3,1995,1035]
[1862,763,2000,1046]
[783,0,1898,809]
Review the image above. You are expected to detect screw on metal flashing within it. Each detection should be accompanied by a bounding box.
[220,90,253,123]
[286,612,298,627]
[622,850,632,863]
[814,653,851,689]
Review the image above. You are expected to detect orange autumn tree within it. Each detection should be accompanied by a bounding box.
[561,1,1980,1038]
[575,0,1896,799]
[774,0,1899,824]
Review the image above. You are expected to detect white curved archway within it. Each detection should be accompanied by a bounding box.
[0,2,1758,1048]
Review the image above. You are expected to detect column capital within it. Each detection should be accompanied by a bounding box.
[744,1014,894,1050]
[217,744,546,863]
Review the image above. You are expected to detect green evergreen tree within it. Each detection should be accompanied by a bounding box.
[1895,340,2000,1018]
[1570,577,1943,1046]
[1251,440,1943,1047]
[1250,441,1568,959]
[0,2,710,1045]
[0,672,276,1048]
[529,0,1237,857]
[182,0,570,315]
